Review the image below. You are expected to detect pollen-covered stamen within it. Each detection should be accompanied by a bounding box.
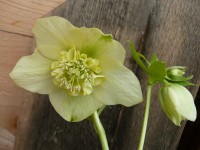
[51,48,104,96]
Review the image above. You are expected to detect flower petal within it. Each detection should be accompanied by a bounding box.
[32,16,75,60]
[169,84,197,121]
[97,39,126,71]
[49,89,104,122]
[159,87,182,126]
[63,27,125,68]
[93,65,143,106]
[33,16,125,65]
[9,50,56,94]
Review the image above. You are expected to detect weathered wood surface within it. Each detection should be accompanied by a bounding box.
[0,31,33,150]
[0,126,14,150]
[112,0,200,149]
[0,1,64,150]
[13,0,200,150]
[0,0,65,36]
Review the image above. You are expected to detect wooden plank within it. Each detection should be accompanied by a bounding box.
[0,31,34,150]
[14,0,155,149]
[0,1,65,149]
[0,126,14,150]
[14,0,200,150]
[0,0,65,36]
[0,31,34,132]
[112,0,200,149]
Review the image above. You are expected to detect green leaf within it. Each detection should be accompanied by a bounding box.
[128,41,148,73]
[149,53,159,64]
[148,60,166,84]
[137,52,149,65]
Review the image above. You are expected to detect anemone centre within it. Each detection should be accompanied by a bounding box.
[51,48,104,96]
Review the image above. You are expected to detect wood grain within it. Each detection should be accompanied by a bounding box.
[0,31,33,132]
[112,0,200,149]
[0,31,34,150]
[0,0,65,36]
[0,126,14,150]
[0,1,65,149]
[14,0,154,149]
[14,0,200,150]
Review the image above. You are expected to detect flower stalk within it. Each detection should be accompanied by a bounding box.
[138,85,152,150]
[91,111,109,150]
[129,41,196,149]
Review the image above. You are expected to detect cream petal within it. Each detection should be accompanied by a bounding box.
[32,16,76,60]
[49,89,104,122]
[95,38,126,71]
[10,50,56,94]
[169,84,197,122]
[159,87,182,126]
[33,16,125,65]
[63,27,125,68]
[93,65,143,106]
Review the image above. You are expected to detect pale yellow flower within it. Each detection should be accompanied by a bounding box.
[10,16,143,122]
[159,84,196,126]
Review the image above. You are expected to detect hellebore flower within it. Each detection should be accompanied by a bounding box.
[159,84,196,126]
[10,16,143,122]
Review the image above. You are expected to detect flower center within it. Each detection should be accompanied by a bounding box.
[51,48,104,96]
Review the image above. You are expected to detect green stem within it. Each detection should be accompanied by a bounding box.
[91,111,109,150]
[138,85,152,150]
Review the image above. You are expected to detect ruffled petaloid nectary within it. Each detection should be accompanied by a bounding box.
[10,16,143,122]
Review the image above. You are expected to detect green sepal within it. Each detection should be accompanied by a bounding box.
[166,74,193,82]
[166,66,187,72]
[129,41,148,73]
[148,60,166,84]
[166,80,195,86]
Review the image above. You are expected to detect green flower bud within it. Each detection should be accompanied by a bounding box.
[166,66,193,83]
[168,68,185,77]
[159,84,196,126]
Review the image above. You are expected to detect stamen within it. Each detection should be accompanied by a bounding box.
[51,48,104,96]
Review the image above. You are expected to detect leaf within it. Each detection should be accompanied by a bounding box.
[149,53,159,64]
[137,52,149,65]
[148,60,166,84]
[128,41,148,73]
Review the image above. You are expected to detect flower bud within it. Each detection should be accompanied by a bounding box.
[168,68,185,77]
[159,84,196,126]
[166,66,187,82]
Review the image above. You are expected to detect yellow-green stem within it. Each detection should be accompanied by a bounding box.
[138,85,152,150]
[92,111,109,150]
